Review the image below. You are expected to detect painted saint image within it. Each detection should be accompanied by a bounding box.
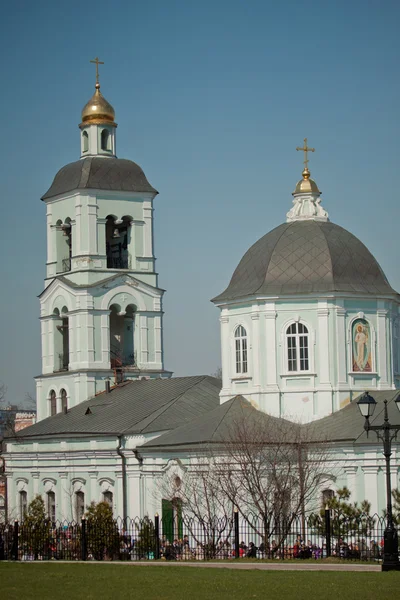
[352,319,372,372]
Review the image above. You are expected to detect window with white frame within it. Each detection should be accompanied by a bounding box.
[286,322,309,372]
[19,490,27,520]
[75,491,85,521]
[103,491,113,509]
[47,491,56,522]
[235,325,248,374]
[321,488,335,506]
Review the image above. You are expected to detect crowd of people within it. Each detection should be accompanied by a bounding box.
[0,521,383,562]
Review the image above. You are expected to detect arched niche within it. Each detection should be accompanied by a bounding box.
[105,215,132,269]
[55,218,72,273]
[53,307,69,373]
[109,302,137,368]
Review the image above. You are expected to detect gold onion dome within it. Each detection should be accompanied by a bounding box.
[293,167,321,195]
[80,83,116,127]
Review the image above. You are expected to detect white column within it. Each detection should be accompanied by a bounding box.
[154,315,162,367]
[97,218,107,261]
[59,472,68,520]
[140,315,148,365]
[344,466,358,501]
[101,312,110,366]
[48,318,55,372]
[127,473,141,518]
[87,197,98,256]
[335,303,347,386]
[362,466,379,515]
[317,302,331,387]
[377,303,389,387]
[74,195,83,256]
[142,201,153,258]
[87,312,95,364]
[251,310,261,390]
[32,472,39,497]
[220,313,230,397]
[264,305,278,389]
[89,472,98,504]
[68,314,76,368]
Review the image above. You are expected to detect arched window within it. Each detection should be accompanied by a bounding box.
[103,491,113,508]
[50,390,57,416]
[322,488,335,506]
[101,129,110,151]
[286,322,309,372]
[235,325,248,374]
[19,490,27,520]
[47,491,56,522]
[61,389,68,412]
[82,130,89,152]
[75,491,85,521]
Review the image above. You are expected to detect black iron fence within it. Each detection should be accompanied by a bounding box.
[0,511,392,562]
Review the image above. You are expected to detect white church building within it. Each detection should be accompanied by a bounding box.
[3,72,400,523]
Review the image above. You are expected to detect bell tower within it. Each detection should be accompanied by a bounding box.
[36,60,171,421]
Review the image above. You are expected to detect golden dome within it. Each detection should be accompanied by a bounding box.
[80,83,116,127]
[293,167,321,195]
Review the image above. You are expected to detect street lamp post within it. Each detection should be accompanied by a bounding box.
[357,392,400,572]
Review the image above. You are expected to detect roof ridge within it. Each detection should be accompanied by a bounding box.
[210,395,240,441]
[253,222,290,295]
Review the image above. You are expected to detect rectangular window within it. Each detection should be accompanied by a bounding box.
[235,339,242,373]
[75,491,85,522]
[47,491,56,522]
[299,335,309,371]
[242,338,248,373]
[19,491,27,520]
[287,336,296,371]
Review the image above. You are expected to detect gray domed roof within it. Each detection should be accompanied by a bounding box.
[212,220,398,302]
[42,157,157,200]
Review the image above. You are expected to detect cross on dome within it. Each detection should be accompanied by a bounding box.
[296,137,315,170]
[90,57,104,88]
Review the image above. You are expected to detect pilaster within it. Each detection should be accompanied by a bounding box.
[264,306,278,390]
[362,466,379,515]
[220,313,230,396]
[377,303,389,387]
[251,309,260,389]
[335,303,347,386]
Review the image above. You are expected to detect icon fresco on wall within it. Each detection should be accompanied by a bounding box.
[352,319,372,372]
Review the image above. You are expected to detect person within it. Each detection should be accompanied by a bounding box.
[246,542,257,558]
[239,541,247,557]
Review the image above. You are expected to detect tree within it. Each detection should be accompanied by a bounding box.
[161,401,332,556]
[135,516,156,558]
[310,487,375,540]
[210,403,333,552]
[20,495,52,559]
[85,501,120,560]
[161,460,234,558]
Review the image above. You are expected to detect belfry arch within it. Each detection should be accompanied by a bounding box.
[109,303,137,369]
[105,215,133,269]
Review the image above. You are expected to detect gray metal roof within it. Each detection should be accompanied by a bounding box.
[11,376,221,439]
[142,390,400,450]
[142,395,300,449]
[42,157,158,200]
[212,221,398,302]
[305,389,400,445]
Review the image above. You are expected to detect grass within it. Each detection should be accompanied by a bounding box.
[1,563,400,600]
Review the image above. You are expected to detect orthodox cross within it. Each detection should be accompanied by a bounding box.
[296,138,315,169]
[90,57,104,84]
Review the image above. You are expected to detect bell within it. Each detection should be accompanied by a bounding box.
[113,228,120,238]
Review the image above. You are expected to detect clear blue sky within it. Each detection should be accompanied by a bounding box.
[0,0,399,405]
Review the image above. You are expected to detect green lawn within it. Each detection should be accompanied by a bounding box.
[1,563,399,600]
